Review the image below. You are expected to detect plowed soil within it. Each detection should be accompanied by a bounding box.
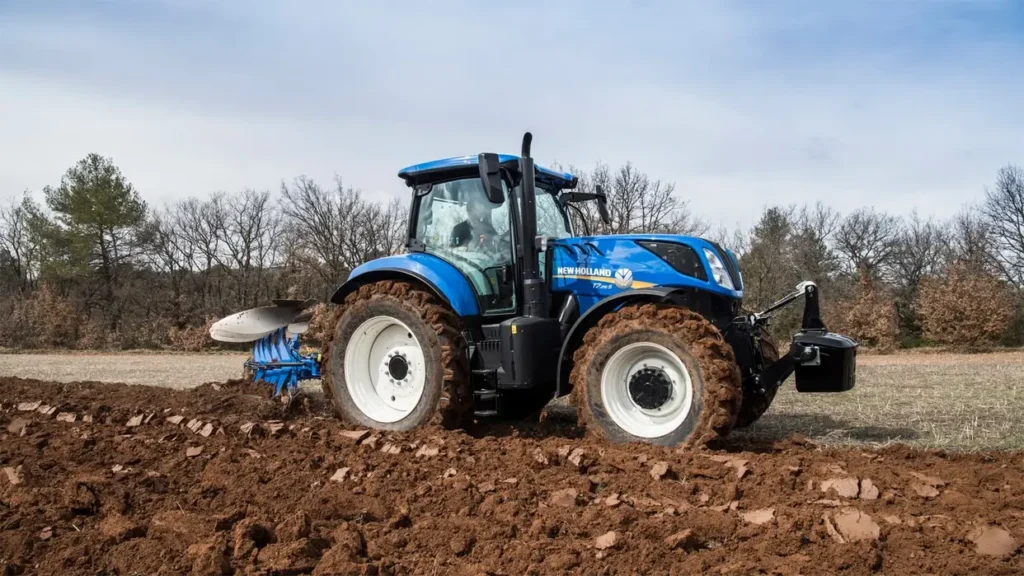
[1,376,1022,575]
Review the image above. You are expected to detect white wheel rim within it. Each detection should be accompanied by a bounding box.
[600,342,694,439]
[344,316,426,423]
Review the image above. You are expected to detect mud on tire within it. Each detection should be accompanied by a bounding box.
[734,327,780,429]
[321,280,471,430]
[570,303,742,446]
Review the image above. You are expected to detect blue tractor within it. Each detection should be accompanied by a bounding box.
[320,133,857,445]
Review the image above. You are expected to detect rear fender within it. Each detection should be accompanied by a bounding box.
[330,254,481,318]
[556,286,735,398]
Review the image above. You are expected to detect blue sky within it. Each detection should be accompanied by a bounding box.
[1,0,1022,229]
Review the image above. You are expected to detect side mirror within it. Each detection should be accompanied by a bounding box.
[478,153,505,204]
[596,185,611,225]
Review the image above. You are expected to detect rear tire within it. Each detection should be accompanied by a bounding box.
[570,304,742,446]
[734,328,780,428]
[322,280,471,431]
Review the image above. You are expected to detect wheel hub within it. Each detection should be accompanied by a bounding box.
[387,354,409,381]
[628,366,673,410]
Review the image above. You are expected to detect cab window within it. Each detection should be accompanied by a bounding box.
[413,178,516,314]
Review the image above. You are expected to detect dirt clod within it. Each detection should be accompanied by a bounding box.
[7,417,29,435]
[568,447,587,469]
[909,471,945,487]
[860,478,880,500]
[650,460,670,480]
[912,482,940,499]
[970,526,1019,557]
[742,508,775,525]
[277,511,312,543]
[665,529,703,551]
[415,445,439,458]
[832,509,880,542]
[594,531,619,550]
[186,446,204,458]
[4,466,23,485]
[339,429,370,444]
[549,488,580,507]
[187,533,232,575]
[708,454,749,479]
[821,477,859,498]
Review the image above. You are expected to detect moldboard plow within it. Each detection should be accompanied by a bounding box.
[209,299,321,399]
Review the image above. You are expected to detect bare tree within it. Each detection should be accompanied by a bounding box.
[174,195,227,310]
[948,208,994,268]
[217,189,281,309]
[280,176,369,286]
[833,208,902,278]
[707,223,748,256]
[142,208,192,323]
[981,164,1024,287]
[891,211,948,293]
[791,202,841,285]
[0,194,44,293]
[359,196,407,261]
[887,211,950,336]
[567,162,706,236]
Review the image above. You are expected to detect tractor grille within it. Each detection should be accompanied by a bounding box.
[708,241,742,291]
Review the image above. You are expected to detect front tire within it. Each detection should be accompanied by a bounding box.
[734,327,780,428]
[322,281,471,431]
[570,304,742,446]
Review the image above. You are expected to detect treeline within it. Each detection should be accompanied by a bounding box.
[0,154,404,349]
[1,153,1022,351]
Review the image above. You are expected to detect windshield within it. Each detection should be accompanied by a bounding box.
[535,188,573,239]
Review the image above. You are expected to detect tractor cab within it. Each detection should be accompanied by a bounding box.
[398,154,579,317]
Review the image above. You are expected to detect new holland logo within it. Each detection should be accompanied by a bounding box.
[554,265,645,289]
[556,266,612,278]
[613,268,634,289]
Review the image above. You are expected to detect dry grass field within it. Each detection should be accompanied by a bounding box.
[732,351,1024,451]
[2,349,1022,451]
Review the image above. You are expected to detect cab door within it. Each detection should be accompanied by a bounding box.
[411,177,517,315]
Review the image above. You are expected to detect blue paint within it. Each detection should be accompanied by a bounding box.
[346,253,482,317]
[398,154,577,190]
[247,327,321,398]
[550,234,741,316]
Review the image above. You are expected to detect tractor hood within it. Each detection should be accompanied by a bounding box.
[551,233,743,305]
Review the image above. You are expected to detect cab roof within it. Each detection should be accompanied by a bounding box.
[398,154,577,190]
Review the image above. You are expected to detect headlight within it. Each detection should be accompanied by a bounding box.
[703,248,736,290]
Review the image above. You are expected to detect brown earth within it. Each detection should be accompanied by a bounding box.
[1,376,1022,575]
